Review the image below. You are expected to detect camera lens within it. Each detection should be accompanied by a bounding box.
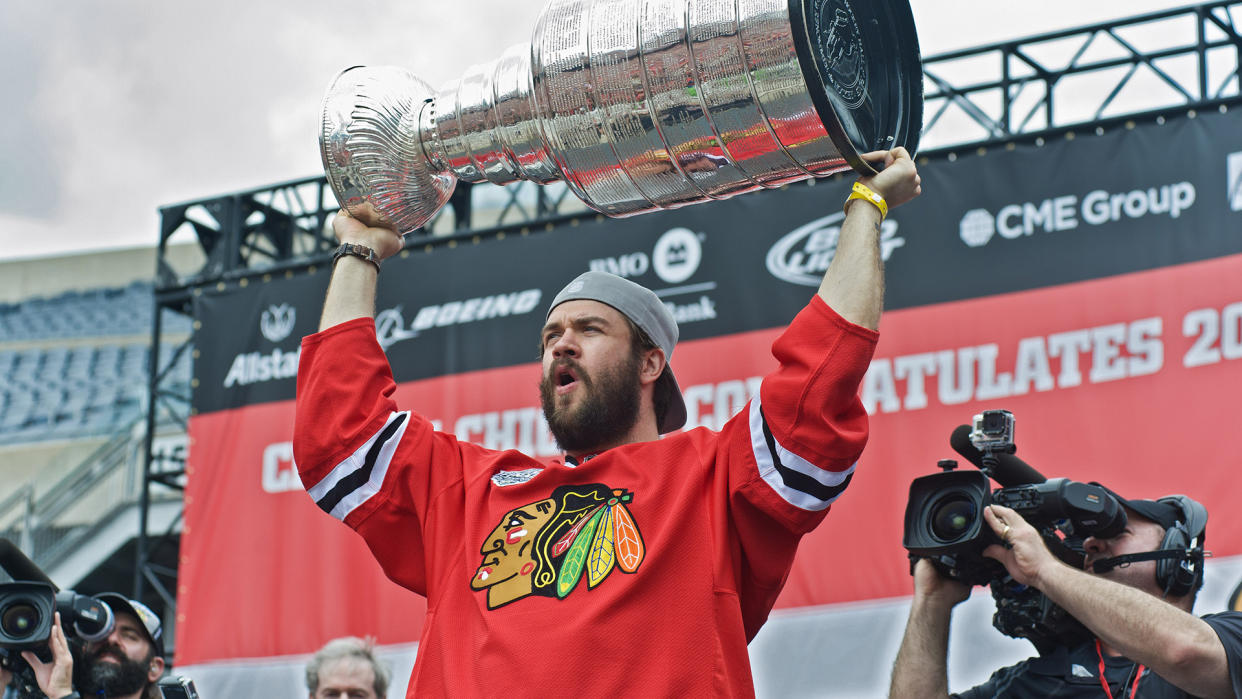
[930,494,977,542]
[1,601,42,640]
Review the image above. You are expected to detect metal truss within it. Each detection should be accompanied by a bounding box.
[136,1,1242,648]
[921,1,1242,150]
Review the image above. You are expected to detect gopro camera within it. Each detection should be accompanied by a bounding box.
[969,409,1015,453]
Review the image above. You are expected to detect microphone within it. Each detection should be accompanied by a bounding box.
[1091,548,1206,574]
[0,537,56,588]
[949,424,1046,487]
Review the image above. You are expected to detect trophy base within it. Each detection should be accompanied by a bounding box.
[788,0,924,175]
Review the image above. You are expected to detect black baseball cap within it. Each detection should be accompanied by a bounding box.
[1098,486,1206,534]
[96,593,164,657]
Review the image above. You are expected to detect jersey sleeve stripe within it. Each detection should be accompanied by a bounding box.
[748,397,855,511]
[308,411,409,520]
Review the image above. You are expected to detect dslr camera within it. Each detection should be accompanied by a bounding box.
[901,410,1127,650]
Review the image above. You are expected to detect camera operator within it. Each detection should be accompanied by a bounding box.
[889,492,1242,698]
[20,595,165,699]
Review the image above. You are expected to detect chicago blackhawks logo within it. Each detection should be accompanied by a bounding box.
[471,483,645,610]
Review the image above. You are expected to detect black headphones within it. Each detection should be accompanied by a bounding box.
[1152,495,1208,598]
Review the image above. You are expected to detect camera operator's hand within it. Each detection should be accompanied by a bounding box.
[20,611,75,699]
[911,558,970,608]
[981,504,1062,588]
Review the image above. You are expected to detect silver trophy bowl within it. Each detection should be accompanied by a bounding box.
[320,0,923,236]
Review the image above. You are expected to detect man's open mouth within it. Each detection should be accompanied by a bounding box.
[555,364,579,391]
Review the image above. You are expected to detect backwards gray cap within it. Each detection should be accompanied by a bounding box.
[548,271,687,433]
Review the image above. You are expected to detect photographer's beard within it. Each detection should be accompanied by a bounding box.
[76,642,153,697]
[540,352,641,455]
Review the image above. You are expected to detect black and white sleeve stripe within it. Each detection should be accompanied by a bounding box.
[748,396,854,512]
[307,411,410,521]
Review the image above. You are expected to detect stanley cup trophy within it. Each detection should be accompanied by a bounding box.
[320,0,923,236]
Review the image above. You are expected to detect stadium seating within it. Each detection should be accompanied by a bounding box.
[0,281,191,444]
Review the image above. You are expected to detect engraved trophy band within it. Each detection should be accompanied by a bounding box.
[320,0,923,235]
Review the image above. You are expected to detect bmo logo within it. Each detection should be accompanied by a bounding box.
[652,227,702,283]
[589,227,704,285]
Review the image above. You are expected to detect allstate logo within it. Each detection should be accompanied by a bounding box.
[652,227,702,284]
[767,213,904,287]
[959,209,996,247]
[260,303,296,343]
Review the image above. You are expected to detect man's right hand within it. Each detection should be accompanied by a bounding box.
[333,207,404,260]
[19,612,74,699]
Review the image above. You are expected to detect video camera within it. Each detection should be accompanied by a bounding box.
[901,410,1128,651]
[1,539,115,698]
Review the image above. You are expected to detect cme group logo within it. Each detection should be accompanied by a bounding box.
[959,209,996,247]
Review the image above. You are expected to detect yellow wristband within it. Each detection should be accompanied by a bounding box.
[845,181,888,220]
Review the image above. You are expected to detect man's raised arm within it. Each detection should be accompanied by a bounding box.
[818,147,921,331]
[319,209,405,331]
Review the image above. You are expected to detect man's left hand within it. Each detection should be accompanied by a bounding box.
[857,147,922,209]
[981,504,1061,588]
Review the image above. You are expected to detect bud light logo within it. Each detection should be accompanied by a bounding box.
[766,213,904,287]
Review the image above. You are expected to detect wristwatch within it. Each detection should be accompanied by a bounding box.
[332,242,381,271]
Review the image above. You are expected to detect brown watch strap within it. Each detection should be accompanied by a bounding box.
[332,242,381,271]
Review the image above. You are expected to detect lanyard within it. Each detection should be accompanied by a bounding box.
[1095,639,1145,699]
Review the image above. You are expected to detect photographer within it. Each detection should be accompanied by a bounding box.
[19,595,165,699]
[889,492,1242,698]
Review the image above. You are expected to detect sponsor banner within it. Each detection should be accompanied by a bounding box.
[191,109,1242,415]
[179,252,1242,665]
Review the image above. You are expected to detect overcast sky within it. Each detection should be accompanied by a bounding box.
[0,0,1203,262]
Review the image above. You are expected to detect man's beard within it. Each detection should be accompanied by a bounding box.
[540,353,641,454]
[76,643,151,697]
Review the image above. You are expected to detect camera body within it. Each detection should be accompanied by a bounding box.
[902,471,1126,584]
[0,577,115,698]
[901,410,1128,650]
[0,582,115,651]
[158,675,201,699]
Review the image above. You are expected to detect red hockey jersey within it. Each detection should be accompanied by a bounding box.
[294,295,877,697]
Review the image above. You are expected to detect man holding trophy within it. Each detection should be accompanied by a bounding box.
[296,0,924,694]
